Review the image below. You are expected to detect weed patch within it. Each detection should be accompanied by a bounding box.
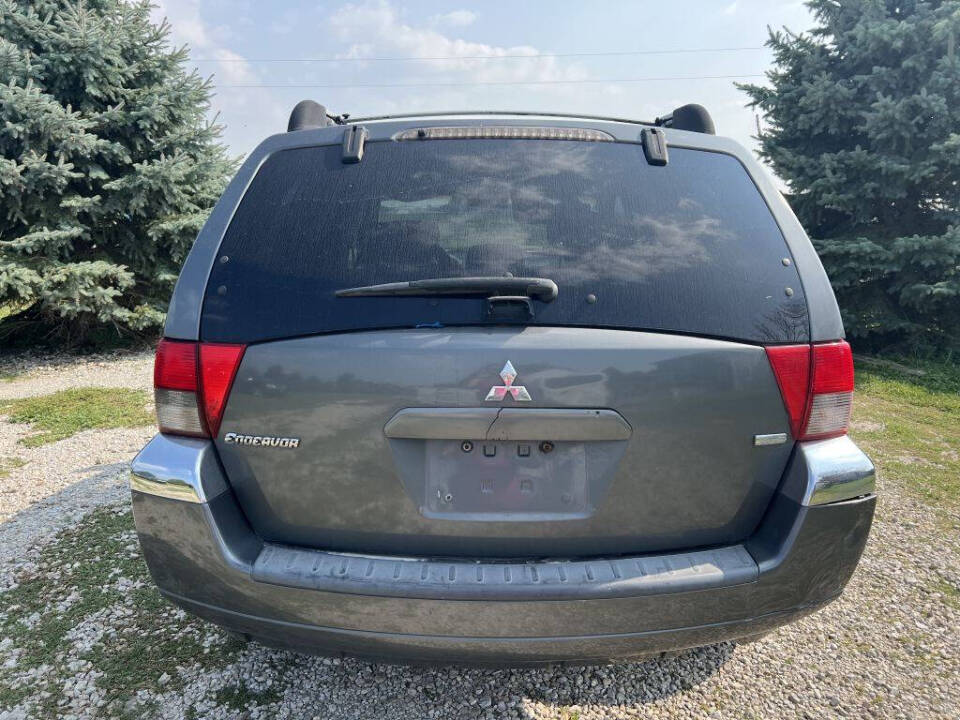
[853,357,960,510]
[0,387,153,446]
[933,579,960,610]
[0,456,25,479]
[214,682,283,709]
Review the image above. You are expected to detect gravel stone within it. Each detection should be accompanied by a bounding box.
[0,350,153,400]
[0,424,153,525]
[0,350,154,526]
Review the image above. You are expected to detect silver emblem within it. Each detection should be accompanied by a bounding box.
[485,360,532,402]
[224,432,300,448]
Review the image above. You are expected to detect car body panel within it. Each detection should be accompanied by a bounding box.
[214,327,794,557]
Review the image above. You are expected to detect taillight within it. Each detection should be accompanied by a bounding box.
[154,339,246,438]
[765,341,853,441]
[154,340,204,436]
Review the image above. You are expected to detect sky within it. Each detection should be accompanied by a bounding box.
[150,0,816,162]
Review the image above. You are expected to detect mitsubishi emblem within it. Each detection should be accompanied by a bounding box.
[485,361,532,402]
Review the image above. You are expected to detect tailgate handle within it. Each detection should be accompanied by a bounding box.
[486,296,534,322]
[384,408,631,441]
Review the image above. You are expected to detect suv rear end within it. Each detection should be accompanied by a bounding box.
[130,106,876,664]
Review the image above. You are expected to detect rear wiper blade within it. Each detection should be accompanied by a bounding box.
[335,277,558,302]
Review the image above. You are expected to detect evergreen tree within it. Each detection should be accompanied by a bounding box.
[0,0,235,344]
[740,0,960,353]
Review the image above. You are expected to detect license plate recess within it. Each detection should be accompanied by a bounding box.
[424,440,588,520]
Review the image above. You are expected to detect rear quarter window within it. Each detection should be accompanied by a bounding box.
[201,138,808,343]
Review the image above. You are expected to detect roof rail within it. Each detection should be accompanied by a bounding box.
[654,104,715,135]
[342,110,657,127]
[286,103,715,135]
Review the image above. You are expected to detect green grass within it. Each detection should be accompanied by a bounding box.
[214,683,284,709]
[852,356,960,511]
[0,456,26,479]
[0,387,153,446]
[933,579,960,610]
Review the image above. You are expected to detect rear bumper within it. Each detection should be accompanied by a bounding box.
[130,435,876,665]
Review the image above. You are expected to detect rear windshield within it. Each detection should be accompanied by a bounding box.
[201,138,808,343]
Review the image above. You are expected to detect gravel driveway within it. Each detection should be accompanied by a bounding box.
[1,352,957,719]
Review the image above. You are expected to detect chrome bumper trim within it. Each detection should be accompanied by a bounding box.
[130,472,203,503]
[130,434,227,504]
[798,436,876,506]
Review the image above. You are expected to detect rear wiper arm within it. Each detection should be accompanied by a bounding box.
[335,277,558,302]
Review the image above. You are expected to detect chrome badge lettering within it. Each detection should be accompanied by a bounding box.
[485,360,532,402]
[223,432,301,449]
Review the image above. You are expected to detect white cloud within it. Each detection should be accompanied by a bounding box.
[205,47,256,85]
[151,0,253,79]
[150,0,279,153]
[722,1,739,15]
[430,10,477,27]
[329,1,587,84]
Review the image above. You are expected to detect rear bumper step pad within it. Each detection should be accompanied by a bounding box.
[251,543,757,600]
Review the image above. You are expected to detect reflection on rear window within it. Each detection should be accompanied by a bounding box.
[379,198,451,219]
[202,139,808,343]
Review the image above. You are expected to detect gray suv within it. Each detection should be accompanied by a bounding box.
[131,102,876,665]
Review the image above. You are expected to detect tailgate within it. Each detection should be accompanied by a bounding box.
[214,326,793,558]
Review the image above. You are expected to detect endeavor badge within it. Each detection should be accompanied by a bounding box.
[224,432,300,448]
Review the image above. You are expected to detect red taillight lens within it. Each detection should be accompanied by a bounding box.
[199,343,246,437]
[765,340,853,441]
[811,341,854,394]
[154,339,245,438]
[764,344,811,439]
[154,339,198,392]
